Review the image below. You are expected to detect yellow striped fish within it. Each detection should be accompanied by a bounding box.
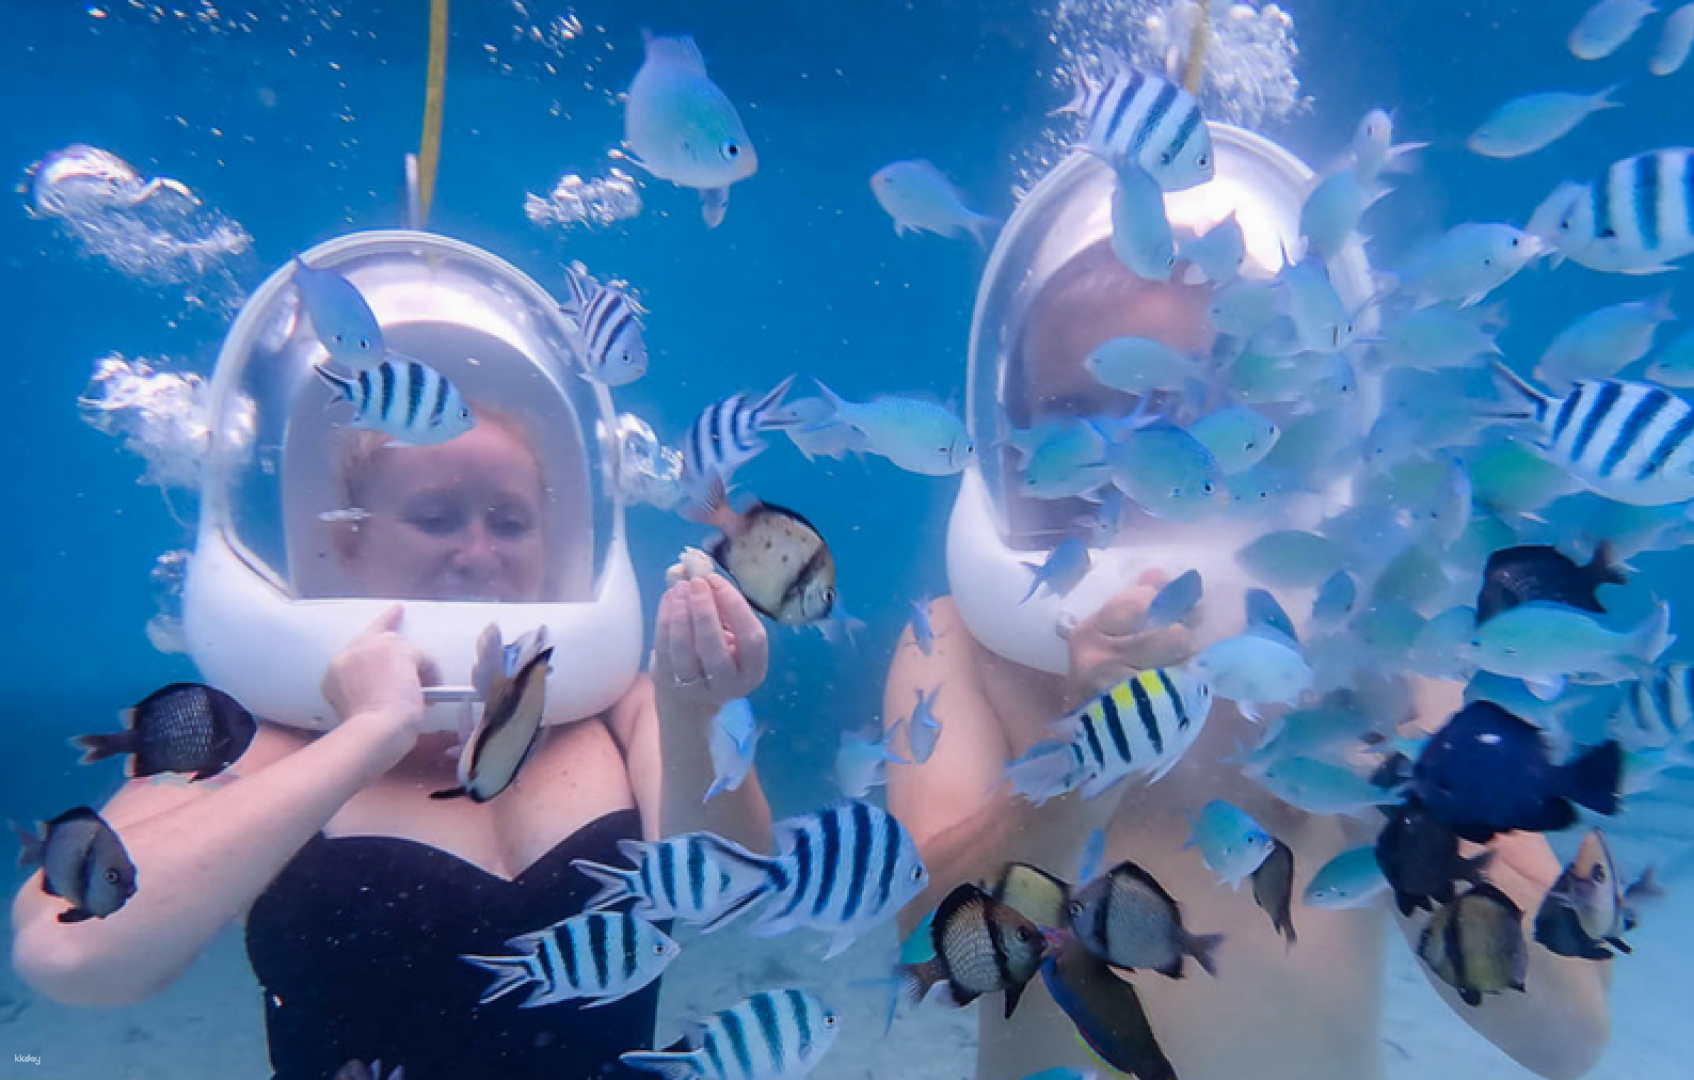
[1007,668,1214,803]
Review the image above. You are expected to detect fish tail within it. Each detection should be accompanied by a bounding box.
[810,377,850,421]
[571,857,638,911]
[1587,540,1629,589]
[896,959,946,1007]
[313,363,355,401]
[966,212,1001,250]
[1561,740,1624,817]
[1006,739,1082,805]
[680,471,734,530]
[10,821,43,870]
[558,262,593,316]
[1636,601,1676,664]
[1485,360,1549,424]
[1051,59,1099,118]
[619,1050,707,1080]
[1185,930,1225,977]
[1593,82,1625,112]
[751,374,800,429]
[68,731,136,766]
[459,952,539,1005]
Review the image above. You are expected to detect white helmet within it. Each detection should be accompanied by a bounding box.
[183,231,643,731]
[948,127,1378,675]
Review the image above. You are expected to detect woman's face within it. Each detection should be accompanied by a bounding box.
[339,421,547,602]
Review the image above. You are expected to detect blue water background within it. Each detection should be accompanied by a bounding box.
[0,0,1690,832]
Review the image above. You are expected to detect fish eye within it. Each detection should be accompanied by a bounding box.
[1067,899,1084,917]
[1160,151,1173,165]
[105,868,121,884]
[909,865,924,882]
[1510,237,1521,247]
[654,942,668,955]
[1198,153,1211,168]
[1594,865,1607,883]
[721,140,741,160]
[1015,926,1035,943]
[824,1014,840,1028]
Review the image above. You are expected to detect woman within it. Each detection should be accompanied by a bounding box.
[884,141,1612,1080]
[12,242,771,1080]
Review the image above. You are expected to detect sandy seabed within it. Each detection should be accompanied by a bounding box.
[1,883,1686,1080]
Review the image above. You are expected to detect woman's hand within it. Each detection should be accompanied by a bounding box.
[652,575,770,714]
[1060,570,1197,708]
[321,605,438,749]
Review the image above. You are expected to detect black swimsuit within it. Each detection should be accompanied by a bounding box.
[246,809,659,1080]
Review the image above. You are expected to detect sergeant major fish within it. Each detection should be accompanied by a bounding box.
[315,357,476,447]
[622,989,840,1080]
[573,831,776,927]
[559,262,647,387]
[1059,49,1214,191]
[624,31,757,227]
[1535,149,1694,274]
[681,376,799,498]
[1007,668,1214,803]
[461,911,678,1009]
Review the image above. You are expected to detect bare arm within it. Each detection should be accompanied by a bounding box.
[1394,678,1612,1080]
[11,607,431,1007]
[624,574,772,852]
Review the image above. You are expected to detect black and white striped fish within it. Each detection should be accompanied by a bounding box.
[682,376,800,497]
[1006,667,1215,804]
[572,832,777,926]
[621,989,840,1080]
[1619,662,1694,746]
[733,800,929,960]
[560,262,648,387]
[314,356,475,446]
[460,910,678,1009]
[1541,149,1694,274]
[1058,48,1215,193]
[1492,361,1694,506]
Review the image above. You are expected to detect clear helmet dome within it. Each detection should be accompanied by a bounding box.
[948,126,1379,674]
[184,230,644,731]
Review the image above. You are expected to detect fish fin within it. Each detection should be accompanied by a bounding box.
[1459,986,1482,1007]
[1485,360,1549,423]
[571,857,638,911]
[68,731,136,766]
[1050,60,1099,118]
[1561,740,1623,817]
[10,821,43,870]
[1636,601,1675,664]
[681,471,734,530]
[57,908,95,924]
[459,952,536,1005]
[1527,675,1566,702]
[896,959,945,1007]
[1587,540,1628,588]
[1186,931,1225,978]
[1606,935,1634,955]
[582,981,648,1008]
[822,928,861,960]
[700,187,728,229]
[313,363,355,400]
[1006,740,1081,805]
[751,374,801,428]
[429,786,468,800]
[1003,979,1029,1019]
[966,212,1001,250]
[642,32,707,75]
[619,1050,707,1080]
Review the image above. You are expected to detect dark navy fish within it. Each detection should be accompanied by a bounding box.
[1250,838,1298,947]
[1476,542,1625,624]
[1374,798,1490,916]
[1041,939,1177,1080]
[12,807,137,922]
[1409,702,1622,842]
[72,682,256,780]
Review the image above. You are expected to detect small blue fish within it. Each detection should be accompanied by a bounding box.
[1194,631,1312,723]
[1304,847,1389,909]
[1351,108,1428,182]
[907,686,943,765]
[1280,254,1356,353]
[1652,4,1694,74]
[1239,701,1375,768]
[706,698,763,801]
[836,720,910,798]
[1021,536,1091,603]
[1179,212,1245,285]
[871,160,998,247]
[1392,223,1543,308]
[1110,161,1176,281]
[1311,570,1356,626]
[314,358,476,446]
[1254,756,1399,817]
[813,382,973,476]
[1209,279,1283,338]
[1570,0,1656,59]
[1084,336,1195,395]
[1012,420,1112,500]
[1108,425,1226,522]
[817,597,868,649]
[1468,87,1620,159]
[1299,166,1384,260]
[1245,589,1297,645]
[293,257,384,366]
[1185,800,1275,888]
[623,32,757,226]
[1190,406,1280,474]
[910,596,936,655]
[1377,305,1501,371]
[1143,569,1202,629]
[1535,294,1674,389]
[1237,530,1342,589]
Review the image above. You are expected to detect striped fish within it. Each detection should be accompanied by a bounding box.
[460,911,678,1009]
[572,832,777,926]
[737,800,929,960]
[1491,361,1694,506]
[1619,662,1694,746]
[1543,149,1694,274]
[314,356,475,446]
[621,989,840,1080]
[1058,48,1214,193]
[560,261,648,387]
[682,375,800,497]
[1007,668,1215,804]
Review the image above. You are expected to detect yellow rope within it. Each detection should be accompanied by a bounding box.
[417,0,449,226]
[1182,0,1211,95]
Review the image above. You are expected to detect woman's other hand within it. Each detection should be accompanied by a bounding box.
[652,575,770,714]
[1060,569,1197,708]
[321,605,438,749]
